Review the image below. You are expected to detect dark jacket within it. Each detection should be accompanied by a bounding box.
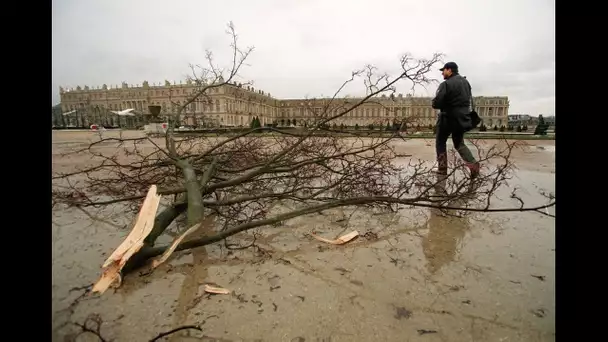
[432,73,473,131]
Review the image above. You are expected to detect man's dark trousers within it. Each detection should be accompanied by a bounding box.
[435,113,479,173]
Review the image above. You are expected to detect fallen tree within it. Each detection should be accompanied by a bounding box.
[52,22,555,276]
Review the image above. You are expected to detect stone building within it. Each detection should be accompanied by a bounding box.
[58,81,509,128]
[508,114,532,127]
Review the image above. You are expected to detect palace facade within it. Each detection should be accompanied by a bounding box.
[56,80,510,128]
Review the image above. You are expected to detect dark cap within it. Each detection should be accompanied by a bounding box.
[439,62,459,72]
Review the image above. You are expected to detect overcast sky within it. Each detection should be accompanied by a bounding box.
[52,0,554,116]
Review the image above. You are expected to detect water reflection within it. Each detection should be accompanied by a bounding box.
[421,175,472,274]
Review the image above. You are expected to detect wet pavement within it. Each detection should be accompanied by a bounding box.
[52,131,555,341]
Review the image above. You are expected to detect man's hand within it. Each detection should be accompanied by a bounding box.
[432,82,447,110]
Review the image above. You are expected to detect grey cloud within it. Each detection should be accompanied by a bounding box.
[52,0,554,116]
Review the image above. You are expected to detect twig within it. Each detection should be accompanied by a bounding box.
[417,329,438,335]
[72,314,108,342]
[149,325,203,341]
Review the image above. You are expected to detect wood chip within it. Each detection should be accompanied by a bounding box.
[312,231,359,245]
[204,284,230,294]
[92,185,162,294]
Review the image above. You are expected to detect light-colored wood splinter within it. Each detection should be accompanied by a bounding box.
[151,223,201,269]
[204,284,230,295]
[152,215,215,269]
[312,230,359,245]
[92,185,161,294]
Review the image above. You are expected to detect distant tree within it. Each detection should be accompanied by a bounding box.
[333,123,338,129]
[292,119,297,126]
[280,119,285,126]
[355,123,360,130]
[428,124,433,130]
[534,115,549,135]
[250,116,261,129]
[507,125,514,131]
[368,123,374,130]
[493,125,498,131]
[538,115,546,125]
[522,124,528,131]
[534,124,548,135]
[516,125,522,132]
[386,122,391,131]
[389,120,397,131]
[479,124,487,132]
[499,125,505,132]
[340,123,346,130]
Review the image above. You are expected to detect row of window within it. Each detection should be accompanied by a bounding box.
[280,107,436,118]
[61,86,226,101]
[210,116,440,127]
[278,106,506,118]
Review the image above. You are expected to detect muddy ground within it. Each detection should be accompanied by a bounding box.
[52,130,555,342]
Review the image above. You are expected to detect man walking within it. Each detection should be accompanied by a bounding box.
[431,62,480,178]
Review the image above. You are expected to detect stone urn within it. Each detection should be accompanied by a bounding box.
[148,105,163,123]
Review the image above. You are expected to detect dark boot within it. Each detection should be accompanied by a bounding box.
[433,173,448,195]
[468,162,480,179]
[435,152,448,175]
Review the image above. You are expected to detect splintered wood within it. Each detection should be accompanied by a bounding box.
[92,185,161,294]
[151,222,201,269]
[203,284,230,295]
[312,231,359,245]
[151,215,214,269]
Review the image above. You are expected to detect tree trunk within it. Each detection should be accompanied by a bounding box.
[143,202,187,246]
[181,163,205,225]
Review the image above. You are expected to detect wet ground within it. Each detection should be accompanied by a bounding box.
[52,130,555,341]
